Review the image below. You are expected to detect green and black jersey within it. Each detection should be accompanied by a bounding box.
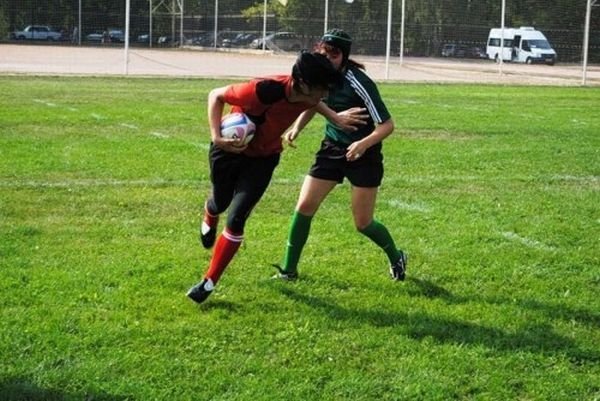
[324,66,391,146]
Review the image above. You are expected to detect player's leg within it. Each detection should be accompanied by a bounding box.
[206,154,279,282]
[276,176,337,279]
[200,199,220,249]
[188,154,279,304]
[351,185,398,257]
[277,140,346,279]
[351,185,406,280]
[200,145,240,249]
[346,144,406,281]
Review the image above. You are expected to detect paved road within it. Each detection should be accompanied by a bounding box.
[1,44,598,86]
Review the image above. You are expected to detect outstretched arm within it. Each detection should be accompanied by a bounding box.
[282,108,318,148]
[315,101,368,132]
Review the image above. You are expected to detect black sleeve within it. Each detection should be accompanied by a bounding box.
[255,79,287,105]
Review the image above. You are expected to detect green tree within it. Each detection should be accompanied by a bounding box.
[0,4,9,38]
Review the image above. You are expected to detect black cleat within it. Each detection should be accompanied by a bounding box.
[271,264,298,281]
[390,251,407,281]
[186,278,214,304]
[200,221,217,249]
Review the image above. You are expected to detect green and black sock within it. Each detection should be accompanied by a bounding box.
[282,211,313,273]
[359,219,401,264]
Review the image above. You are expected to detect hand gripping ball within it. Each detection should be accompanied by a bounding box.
[220,112,256,145]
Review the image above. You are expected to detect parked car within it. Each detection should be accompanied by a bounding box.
[108,29,125,43]
[187,32,216,47]
[219,31,241,48]
[136,33,150,44]
[11,25,62,41]
[467,46,487,59]
[86,29,124,43]
[229,33,257,48]
[441,43,467,58]
[157,35,180,47]
[85,32,105,42]
[222,32,257,48]
[250,32,303,51]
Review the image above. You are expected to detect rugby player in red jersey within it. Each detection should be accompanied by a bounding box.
[187,51,355,304]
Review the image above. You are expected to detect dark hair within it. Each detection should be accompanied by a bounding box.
[346,59,366,71]
[291,51,342,89]
[320,28,365,70]
[315,43,365,71]
[322,29,352,61]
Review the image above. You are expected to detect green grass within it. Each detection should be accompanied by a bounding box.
[0,76,598,401]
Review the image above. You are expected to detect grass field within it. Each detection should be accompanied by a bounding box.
[0,76,599,401]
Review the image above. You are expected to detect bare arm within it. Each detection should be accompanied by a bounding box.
[315,101,368,132]
[207,86,247,153]
[282,107,318,148]
[345,118,395,161]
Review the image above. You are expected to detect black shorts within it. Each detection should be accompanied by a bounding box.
[308,139,383,187]
[208,144,280,232]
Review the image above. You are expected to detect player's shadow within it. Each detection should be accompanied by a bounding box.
[406,276,600,329]
[0,376,130,401]
[193,299,240,312]
[276,279,598,363]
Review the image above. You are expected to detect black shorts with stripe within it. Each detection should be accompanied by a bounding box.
[308,139,383,188]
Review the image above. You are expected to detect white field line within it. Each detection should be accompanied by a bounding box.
[31,98,208,149]
[35,97,113,122]
[0,178,201,188]
[33,99,79,111]
[1,177,302,189]
[570,118,587,126]
[550,174,599,183]
[169,137,207,150]
[500,231,556,252]
[271,177,302,185]
[388,199,431,213]
[385,174,599,184]
[33,98,98,119]
[386,175,480,184]
[33,99,57,107]
[148,131,209,150]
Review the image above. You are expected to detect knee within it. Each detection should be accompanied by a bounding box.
[227,213,247,234]
[296,199,318,216]
[355,219,372,232]
[207,198,225,215]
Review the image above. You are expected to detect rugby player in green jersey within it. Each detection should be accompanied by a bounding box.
[275,29,407,282]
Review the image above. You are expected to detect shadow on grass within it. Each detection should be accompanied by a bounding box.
[276,282,599,364]
[191,299,240,312]
[407,276,600,329]
[407,277,455,300]
[0,376,130,401]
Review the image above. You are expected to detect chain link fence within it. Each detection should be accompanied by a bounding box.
[1,0,599,84]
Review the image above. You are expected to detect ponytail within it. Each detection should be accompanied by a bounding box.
[346,58,365,71]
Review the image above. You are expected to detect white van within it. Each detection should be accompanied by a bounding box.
[486,27,557,65]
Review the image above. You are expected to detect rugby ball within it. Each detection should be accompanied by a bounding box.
[220,112,256,145]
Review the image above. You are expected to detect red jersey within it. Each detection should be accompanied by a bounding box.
[223,75,315,157]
